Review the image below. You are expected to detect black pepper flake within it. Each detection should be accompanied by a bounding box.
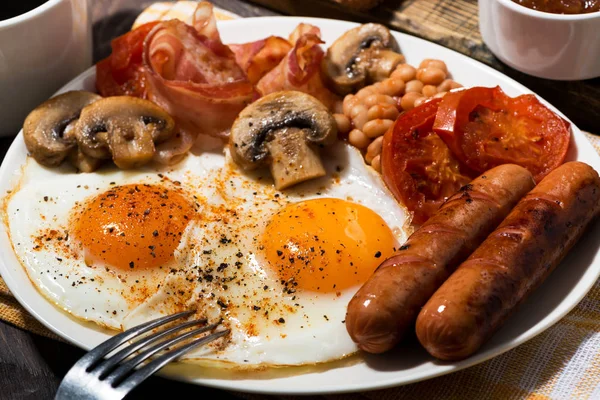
[217,263,228,272]
[276,250,283,256]
[220,235,231,244]
[263,285,269,290]
[56,257,63,262]
[203,250,212,255]
[374,251,382,258]
[217,299,228,309]
[278,318,285,323]
[324,315,329,321]
[43,196,48,202]
[236,252,243,258]
[152,230,158,237]
[253,305,261,311]
[129,262,135,269]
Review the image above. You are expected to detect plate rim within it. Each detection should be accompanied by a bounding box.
[1,15,599,395]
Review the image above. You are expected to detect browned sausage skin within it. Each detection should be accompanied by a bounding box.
[416,161,600,361]
[345,164,535,353]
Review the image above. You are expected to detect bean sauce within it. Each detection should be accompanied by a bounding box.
[512,0,600,14]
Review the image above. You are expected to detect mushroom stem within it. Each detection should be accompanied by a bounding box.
[68,148,104,173]
[266,128,326,190]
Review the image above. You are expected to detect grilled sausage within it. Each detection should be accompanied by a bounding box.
[345,164,535,353]
[416,161,600,361]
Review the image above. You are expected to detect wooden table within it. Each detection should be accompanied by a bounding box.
[0,0,598,398]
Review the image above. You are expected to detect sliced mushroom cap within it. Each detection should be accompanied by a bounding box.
[76,97,176,169]
[23,91,101,167]
[322,23,403,95]
[229,91,337,190]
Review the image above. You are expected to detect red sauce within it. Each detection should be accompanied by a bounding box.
[512,0,600,14]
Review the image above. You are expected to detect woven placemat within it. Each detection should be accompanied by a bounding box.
[2,3,600,399]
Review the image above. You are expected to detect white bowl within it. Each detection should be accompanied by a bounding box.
[478,0,600,80]
[0,0,93,137]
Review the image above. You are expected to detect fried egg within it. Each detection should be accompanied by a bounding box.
[5,140,411,367]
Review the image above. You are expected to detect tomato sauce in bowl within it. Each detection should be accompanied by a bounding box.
[511,0,600,14]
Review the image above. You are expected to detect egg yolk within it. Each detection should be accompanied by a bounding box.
[72,184,195,271]
[260,198,397,293]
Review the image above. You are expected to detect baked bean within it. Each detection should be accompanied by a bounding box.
[433,91,447,99]
[334,113,351,135]
[343,94,357,116]
[363,118,394,139]
[352,109,369,131]
[371,155,382,172]
[449,80,463,90]
[422,85,438,98]
[405,80,424,93]
[419,59,448,74]
[364,94,396,108]
[349,103,366,118]
[367,103,400,121]
[348,129,371,149]
[391,64,416,82]
[416,67,446,86]
[365,136,384,163]
[400,92,424,111]
[413,96,427,108]
[376,78,405,96]
[437,79,463,93]
[356,86,377,100]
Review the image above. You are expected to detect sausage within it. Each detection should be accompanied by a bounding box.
[415,161,600,361]
[345,164,535,353]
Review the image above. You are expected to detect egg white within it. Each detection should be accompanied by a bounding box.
[5,140,411,367]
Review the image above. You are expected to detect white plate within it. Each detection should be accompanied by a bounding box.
[1,16,600,395]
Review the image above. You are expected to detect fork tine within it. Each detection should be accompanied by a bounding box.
[103,321,221,386]
[116,329,230,394]
[92,318,207,379]
[73,310,195,371]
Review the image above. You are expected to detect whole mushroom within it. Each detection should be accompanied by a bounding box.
[23,91,101,167]
[76,96,176,169]
[229,91,337,190]
[322,23,404,95]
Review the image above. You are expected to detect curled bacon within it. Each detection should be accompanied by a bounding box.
[142,6,255,143]
[256,24,340,110]
[230,36,292,84]
[96,21,159,98]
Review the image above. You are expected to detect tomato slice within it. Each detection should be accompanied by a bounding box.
[433,86,571,183]
[382,98,473,225]
[95,21,159,98]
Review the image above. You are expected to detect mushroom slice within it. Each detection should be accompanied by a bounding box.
[230,91,337,190]
[76,97,176,169]
[322,23,403,95]
[23,91,101,167]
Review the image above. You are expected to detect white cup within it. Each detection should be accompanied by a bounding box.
[0,0,92,136]
[479,0,600,81]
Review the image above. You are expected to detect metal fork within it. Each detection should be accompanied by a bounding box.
[55,310,229,400]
